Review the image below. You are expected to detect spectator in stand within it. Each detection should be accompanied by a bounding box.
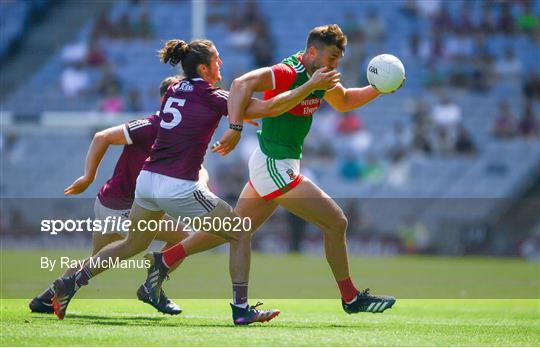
[469,33,495,92]
[455,2,475,33]
[386,150,410,187]
[400,0,418,19]
[492,101,517,139]
[96,64,121,97]
[407,97,431,126]
[424,60,447,88]
[61,41,87,65]
[523,70,540,101]
[207,0,228,25]
[364,8,386,45]
[411,122,432,155]
[431,94,462,132]
[100,85,124,113]
[115,12,133,40]
[430,29,446,61]
[497,3,515,35]
[432,4,453,33]
[226,1,263,50]
[517,1,539,36]
[417,0,441,18]
[360,153,383,183]
[125,88,143,113]
[86,38,106,67]
[495,48,523,81]
[336,111,363,135]
[384,121,412,159]
[434,127,454,156]
[478,3,496,34]
[60,62,89,97]
[340,154,362,181]
[91,10,115,40]
[251,21,274,67]
[403,32,430,62]
[132,11,154,40]
[518,102,540,138]
[454,124,476,156]
[446,29,474,60]
[243,1,262,26]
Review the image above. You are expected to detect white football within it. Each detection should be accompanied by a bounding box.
[366,54,405,93]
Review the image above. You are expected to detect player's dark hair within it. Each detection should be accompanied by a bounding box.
[159,39,215,79]
[306,24,347,52]
[159,75,181,97]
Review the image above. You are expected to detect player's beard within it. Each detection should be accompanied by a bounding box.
[308,59,322,76]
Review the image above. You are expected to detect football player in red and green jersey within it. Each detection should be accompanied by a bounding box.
[224,24,398,315]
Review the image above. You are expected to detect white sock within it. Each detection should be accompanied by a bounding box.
[233,302,248,309]
[345,295,358,305]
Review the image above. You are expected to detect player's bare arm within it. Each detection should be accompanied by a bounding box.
[323,83,381,113]
[64,125,128,195]
[211,67,274,156]
[243,67,340,119]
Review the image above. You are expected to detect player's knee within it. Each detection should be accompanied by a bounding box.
[338,214,348,232]
[326,214,348,236]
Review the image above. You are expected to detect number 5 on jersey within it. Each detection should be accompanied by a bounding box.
[160,97,186,129]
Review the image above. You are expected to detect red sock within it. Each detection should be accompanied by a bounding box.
[337,277,358,303]
[162,243,186,269]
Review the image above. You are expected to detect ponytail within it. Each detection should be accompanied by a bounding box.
[158,39,215,79]
[159,39,189,67]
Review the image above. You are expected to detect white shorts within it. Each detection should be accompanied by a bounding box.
[134,170,219,219]
[248,145,303,200]
[93,198,130,236]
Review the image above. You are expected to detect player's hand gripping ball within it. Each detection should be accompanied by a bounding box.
[367,54,405,93]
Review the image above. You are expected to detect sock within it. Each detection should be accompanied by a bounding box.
[37,284,54,302]
[162,243,186,269]
[337,277,358,303]
[74,266,93,289]
[232,282,248,307]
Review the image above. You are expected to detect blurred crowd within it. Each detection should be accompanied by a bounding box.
[59,4,155,113]
[400,0,539,91]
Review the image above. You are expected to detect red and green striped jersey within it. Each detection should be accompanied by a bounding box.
[259,53,325,159]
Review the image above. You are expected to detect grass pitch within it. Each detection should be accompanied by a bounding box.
[1,299,538,346]
[1,251,538,346]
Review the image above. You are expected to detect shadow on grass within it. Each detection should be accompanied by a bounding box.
[30,312,366,329]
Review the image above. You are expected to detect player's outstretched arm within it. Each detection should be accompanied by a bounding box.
[64,125,127,195]
[212,67,274,156]
[244,67,340,119]
[324,83,381,113]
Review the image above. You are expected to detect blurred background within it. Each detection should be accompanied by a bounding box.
[1,0,540,263]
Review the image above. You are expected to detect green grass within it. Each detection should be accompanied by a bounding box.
[1,299,538,346]
[1,250,539,299]
[1,251,539,345]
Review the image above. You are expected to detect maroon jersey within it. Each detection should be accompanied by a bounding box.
[97,115,160,210]
[143,78,228,181]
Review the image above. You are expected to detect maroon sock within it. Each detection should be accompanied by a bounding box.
[74,266,92,289]
[37,284,54,302]
[162,243,186,269]
[337,277,358,303]
[233,282,248,306]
